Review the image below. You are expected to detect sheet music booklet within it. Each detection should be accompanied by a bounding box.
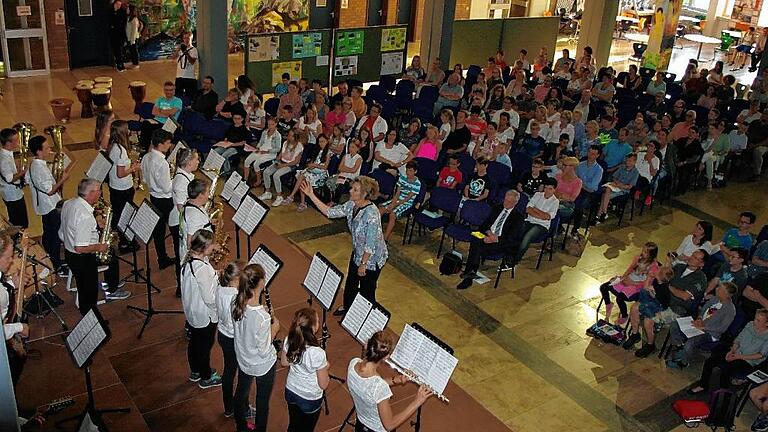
[202,150,225,179]
[85,151,113,183]
[388,323,458,397]
[65,308,111,369]
[249,244,283,288]
[117,201,138,241]
[341,293,391,345]
[301,253,343,311]
[232,193,269,236]
[162,117,179,134]
[128,199,161,245]
[167,140,189,166]
[220,171,243,202]
[228,181,250,209]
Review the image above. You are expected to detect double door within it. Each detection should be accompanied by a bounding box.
[0,0,49,77]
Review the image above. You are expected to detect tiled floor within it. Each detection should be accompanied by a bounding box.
[2,54,767,431]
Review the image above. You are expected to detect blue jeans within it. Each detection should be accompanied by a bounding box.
[513,222,547,264]
[285,388,322,432]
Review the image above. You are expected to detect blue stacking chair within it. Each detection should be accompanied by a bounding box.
[127,102,155,133]
[509,152,531,186]
[414,157,439,189]
[442,201,491,258]
[412,101,434,124]
[409,187,462,252]
[530,214,561,269]
[264,98,280,118]
[366,168,397,201]
[417,86,439,104]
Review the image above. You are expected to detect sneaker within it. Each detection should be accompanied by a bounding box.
[258,191,273,201]
[621,333,641,350]
[101,280,126,291]
[189,372,201,382]
[665,358,688,369]
[105,289,132,301]
[56,265,70,277]
[297,203,307,212]
[272,196,284,207]
[282,196,293,205]
[224,410,234,418]
[752,413,768,431]
[247,405,258,419]
[456,277,473,290]
[634,343,656,358]
[198,372,223,389]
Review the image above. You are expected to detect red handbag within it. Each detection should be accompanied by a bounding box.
[672,399,710,426]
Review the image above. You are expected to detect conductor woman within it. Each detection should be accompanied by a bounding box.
[299,176,388,317]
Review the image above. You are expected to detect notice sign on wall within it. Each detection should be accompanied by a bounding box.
[55,9,66,25]
[16,5,32,16]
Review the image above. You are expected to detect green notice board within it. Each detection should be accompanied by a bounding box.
[245,29,332,95]
[331,25,408,86]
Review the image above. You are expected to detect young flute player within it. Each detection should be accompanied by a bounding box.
[215,260,245,417]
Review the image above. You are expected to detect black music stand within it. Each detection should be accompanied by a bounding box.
[125,200,182,338]
[116,202,158,292]
[56,309,130,430]
[231,193,269,258]
[22,249,67,332]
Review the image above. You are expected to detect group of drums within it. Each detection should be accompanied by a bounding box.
[74,77,146,118]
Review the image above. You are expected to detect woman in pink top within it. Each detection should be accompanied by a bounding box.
[600,242,660,324]
[413,125,441,161]
[324,100,346,137]
[554,156,582,218]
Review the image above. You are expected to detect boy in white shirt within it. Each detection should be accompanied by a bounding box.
[511,177,559,267]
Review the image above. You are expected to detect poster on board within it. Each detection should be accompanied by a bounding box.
[272,61,303,86]
[248,35,280,62]
[292,32,323,58]
[336,30,364,56]
[334,56,358,77]
[381,28,406,52]
[380,52,404,75]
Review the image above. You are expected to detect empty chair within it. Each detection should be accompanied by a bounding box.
[414,157,439,188]
[630,43,647,62]
[408,187,462,250]
[442,200,492,257]
[639,67,655,80]
[663,72,677,85]
[417,86,439,104]
[264,97,280,117]
[366,169,397,201]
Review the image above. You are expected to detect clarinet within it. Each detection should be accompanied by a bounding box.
[262,287,282,353]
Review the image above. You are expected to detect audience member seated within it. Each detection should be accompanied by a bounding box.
[645,71,667,97]
[235,74,257,106]
[744,271,768,322]
[437,155,463,190]
[700,121,730,190]
[349,86,367,119]
[510,178,559,267]
[462,157,490,206]
[276,105,297,139]
[246,95,266,141]
[191,75,218,119]
[719,211,757,259]
[636,140,660,198]
[618,64,643,93]
[706,248,749,299]
[675,126,703,193]
[600,242,660,324]
[399,118,423,151]
[592,73,616,105]
[286,134,331,212]
[749,239,768,278]
[357,103,388,145]
[603,129,633,172]
[413,126,441,161]
[595,153,639,223]
[274,72,290,97]
[373,130,413,177]
[379,161,421,241]
[696,85,718,110]
[259,129,304,207]
[140,81,183,148]
[416,58,445,96]
[215,88,245,121]
[570,146,603,236]
[518,121,546,159]
[212,108,250,175]
[403,55,426,82]
[306,79,329,108]
[434,73,464,116]
[517,158,546,198]
[244,117,282,186]
[329,81,349,107]
[624,266,674,353]
[491,142,512,171]
[748,111,768,182]
[326,138,363,204]
[554,157,581,218]
[309,91,330,123]
[465,107,488,142]
[645,93,668,123]
[279,81,303,120]
[297,107,323,146]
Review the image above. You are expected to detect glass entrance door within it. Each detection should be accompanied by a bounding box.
[0,0,49,77]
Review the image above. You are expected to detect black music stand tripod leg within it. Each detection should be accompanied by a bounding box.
[55,365,131,430]
[126,245,182,338]
[337,406,356,432]
[318,308,345,416]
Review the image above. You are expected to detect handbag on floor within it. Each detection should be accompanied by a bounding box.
[585,319,626,345]
[672,399,710,427]
[439,251,463,275]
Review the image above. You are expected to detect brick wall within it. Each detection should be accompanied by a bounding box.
[44,0,69,70]
[386,0,398,24]
[455,0,471,19]
[339,0,368,28]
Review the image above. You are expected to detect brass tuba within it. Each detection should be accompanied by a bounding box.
[94,198,116,264]
[44,124,67,182]
[12,123,35,169]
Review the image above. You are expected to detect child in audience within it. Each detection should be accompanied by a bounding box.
[462,157,490,206]
[413,125,441,161]
[274,73,290,97]
[437,155,463,189]
[285,135,332,212]
[213,109,250,175]
[379,161,421,241]
[622,266,674,351]
[438,109,454,144]
[326,139,363,204]
[517,158,546,197]
[600,242,660,325]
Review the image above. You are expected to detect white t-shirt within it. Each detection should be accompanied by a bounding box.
[674,234,717,265]
[635,153,660,181]
[283,340,328,401]
[525,191,559,229]
[729,131,748,152]
[249,107,266,131]
[339,154,363,180]
[108,144,134,191]
[180,204,211,260]
[181,257,218,329]
[298,118,322,144]
[176,46,198,79]
[233,304,277,377]
[0,148,23,202]
[439,123,452,143]
[26,159,60,215]
[216,285,238,338]
[169,170,194,228]
[491,109,520,130]
[58,197,97,253]
[347,358,392,432]
[279,142,304,164]
[373,142,410,176]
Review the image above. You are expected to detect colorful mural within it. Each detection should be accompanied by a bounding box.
[135,0,309,61]
[642,0,682,71]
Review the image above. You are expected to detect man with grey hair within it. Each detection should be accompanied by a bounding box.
[59,178,130,315]
[457,189,525,290]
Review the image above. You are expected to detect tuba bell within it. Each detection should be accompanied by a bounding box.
[44,124,67,182]
[12,123,35,168]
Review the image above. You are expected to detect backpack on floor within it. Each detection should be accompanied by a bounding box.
[439,251,463,275]
[672,399,710,427]
[585,319,626,345]
[705,389,739,431]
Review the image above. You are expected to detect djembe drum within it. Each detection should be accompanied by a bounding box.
[92,87,112,113]
[129,81,147,114]
[74,80,95,118]
[93,76,113,87]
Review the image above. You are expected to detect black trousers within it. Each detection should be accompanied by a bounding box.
[109,186,135,245]
[41,209,62,269]
[139,121,163,150]
[235,363,276,432]
[187,321,217,380]
[218,332,238,413]
[355,422,377,432]
[6,344,25,387]
[343,255,382,311]
[571,190,600,232]
[751,50,764,69]
[127,43,139,66]
[698,344,756,389]
[169,224,181,292]
[287,403,321,432]
[149,196,173,262]
[464,238,511,274]
[599,282,639,318]
[65,250,119,316]
[110,36,124,70]
[4,197,28,229]
[175,77,198,102]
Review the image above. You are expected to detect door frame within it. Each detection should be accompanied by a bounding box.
[0,0,50,77]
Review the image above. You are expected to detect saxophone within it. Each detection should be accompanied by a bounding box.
[44,125,67,183]
[128,142,145,191]
[203,170,230,266]
[94,199,116,264]
[12,123,35,169]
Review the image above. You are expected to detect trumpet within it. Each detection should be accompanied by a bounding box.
[44,124,67,183]
[13,122,35,169]
[399,369,450,403]
[128,142,144,191]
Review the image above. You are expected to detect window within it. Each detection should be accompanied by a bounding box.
[78,0,93,17]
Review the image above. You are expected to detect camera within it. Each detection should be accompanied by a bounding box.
[180,43,187,51]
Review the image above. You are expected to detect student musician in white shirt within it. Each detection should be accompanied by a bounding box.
[106,120,141,251]
[0,129,28,228]
[169,147,199,293]
[215,260,244,417]
[232,263,280,432]
[140,130,175,269]
[59,178,130,315]
[347,331,432,432]
[280,307,330,431]
[25,135,68,274]
[180,178,212,262]
[0,232,29,386]
[181,229,222,389]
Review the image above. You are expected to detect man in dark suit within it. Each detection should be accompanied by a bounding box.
[457,190,525,290]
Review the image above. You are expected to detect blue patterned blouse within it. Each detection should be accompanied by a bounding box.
[327,200,388,270]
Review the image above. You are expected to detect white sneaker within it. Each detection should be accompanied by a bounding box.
[258,191,272,201]
[272,196,284,207]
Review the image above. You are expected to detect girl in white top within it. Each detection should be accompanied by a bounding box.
[671,221,716,266]
[125,5,143,68]
[244,117,282,187]
[438,109,454,144]
[258,130,305,207]
[232,264,280,432]
[298,107,323,145]
[327,139,363,205]
[180,230,222,389]
[169,148,199,292]
[215,260,245,417]
[247,95,266,136]
[280,308,330,431]
[347,331,431,432]
[180,179,212,261]
[106,121,140,249]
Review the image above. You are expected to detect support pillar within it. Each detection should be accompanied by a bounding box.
[576,0,619,68]
[419,0,456,69]
[197,0,229,97]
[642,1,683,71]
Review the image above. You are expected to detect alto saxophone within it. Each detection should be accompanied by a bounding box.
[94,199,116,264]
[44,125,67,182]
[203,169,229,266]
[128,143,145,191]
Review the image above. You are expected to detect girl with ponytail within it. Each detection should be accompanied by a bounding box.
[279,308,329,431]
[232,263,280,432]
[347,331,432,432]
[215,260,245,417]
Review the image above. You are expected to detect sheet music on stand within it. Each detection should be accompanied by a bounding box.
[167,140,189,167]
[117,202,138,242]
[220,171,243,202]
[249,244,283,287]
[388,323,458,398]
[128,200,161,245]
[201,151,225,179]
[229,181,250,209]
[85,151,114,182]
[162,117,179,134]
[301,253,343,311]
[232,194,269,236]
[65,309,111,369]
[341,293,391,345]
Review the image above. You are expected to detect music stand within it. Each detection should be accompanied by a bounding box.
[21,242,67,332]
[301,252,345,415]
[56,309,130,430]
[125,200,183,338]
[220,172,249,259]
[232,193,269,259]
[115,202,155,291]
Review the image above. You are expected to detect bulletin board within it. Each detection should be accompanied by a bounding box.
[330,25,408,86]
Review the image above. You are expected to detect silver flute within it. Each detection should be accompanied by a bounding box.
[400,369,450,403]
